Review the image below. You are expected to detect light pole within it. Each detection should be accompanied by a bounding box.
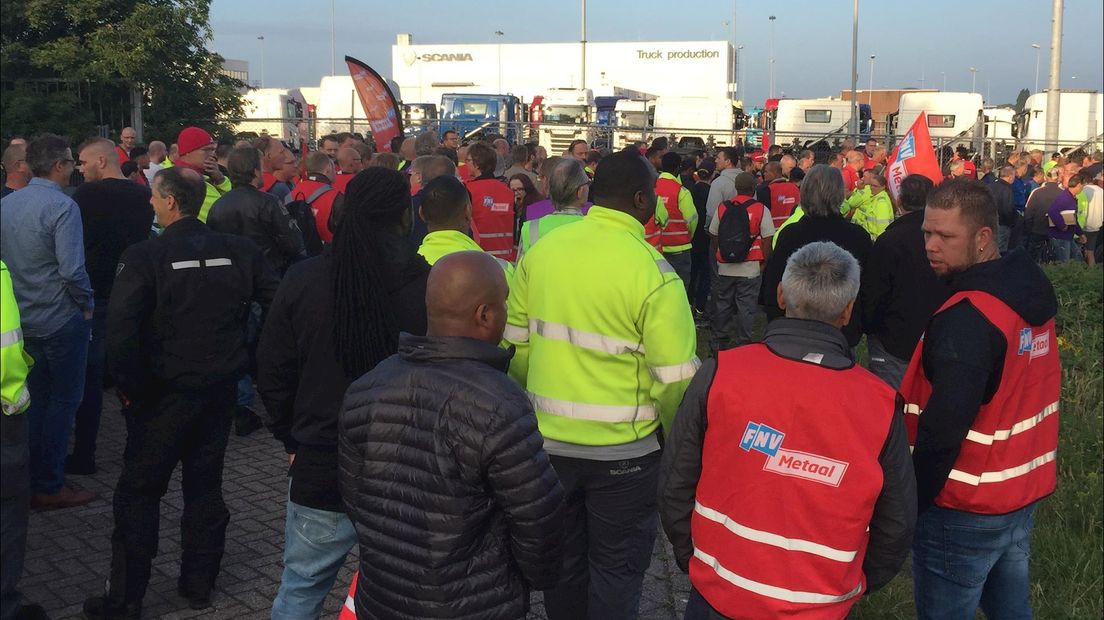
[1031,43,1041,94]
[736,45,744,102]
[970,66,977,93]
[941,71,946,91]
[768,15,776,99]
[849,0,858,137]
[257,36,265,87]
[494,30,504,93]
[868,55,876,105]
[330,0,336,75]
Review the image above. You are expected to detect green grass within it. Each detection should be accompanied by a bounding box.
[697,265,1104,619]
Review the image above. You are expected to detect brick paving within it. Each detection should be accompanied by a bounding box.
[21,393,690,619]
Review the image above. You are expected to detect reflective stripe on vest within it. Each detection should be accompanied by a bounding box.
[2,385,29,416]
[656,177,692,247]
[0,327,22,348]
[900,290,1060,514]
[338,573,357,620]
[690,344,892,618]
[529,392,657,423]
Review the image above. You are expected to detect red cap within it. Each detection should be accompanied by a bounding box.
[750,151,766,163]
[177,127,214,157]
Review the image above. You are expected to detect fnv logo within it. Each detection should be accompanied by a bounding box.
[741,420,849,487]
[896,133,916,161]
[740,421,785,456]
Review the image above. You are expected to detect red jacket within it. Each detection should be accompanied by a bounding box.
[691,344,894,619]
[900,290,1059,514]
[465,176,515,261]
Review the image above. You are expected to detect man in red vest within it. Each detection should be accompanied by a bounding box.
[659,240,915,619]
[332,147,362,193]
[900,179,1059,619]
[756,162,801,230]
[464,142,515,261]
[289,152,343,244]
[656,152,699,291]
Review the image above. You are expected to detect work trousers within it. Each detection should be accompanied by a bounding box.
[106,382,236,604]
[664,250,693,297]
[543,452,660,620]
[0,413,30,620]
[688,245,712,312]
[72,301,108,468]
[709,274,761,353]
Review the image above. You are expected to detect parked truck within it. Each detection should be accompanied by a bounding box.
[236,88,309,142]
[772,98,871,150]
[652,96,744,149]
[889,92,984,149]
[611,99,655,151]
[439,93,525,144]
[534,88,595,155]
[402,103,438,136]
[1013,90,1103,153]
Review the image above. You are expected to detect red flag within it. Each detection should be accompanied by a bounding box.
[345,56,403,153]
[885,112,943,200]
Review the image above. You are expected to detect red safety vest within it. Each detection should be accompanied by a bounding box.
[466,177,516,261]
[767,179,800,229]
[691,344,894,619]
[899,290,1059,514]
[289,178,340,243]
[333,173,355,193]
[715,196,767,263]
[656,176,692,249]
[645,216,663,250]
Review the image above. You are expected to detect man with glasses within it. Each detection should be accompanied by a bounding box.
[0,133,96,511]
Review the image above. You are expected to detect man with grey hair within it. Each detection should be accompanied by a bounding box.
[492,138,510,178]
[660,240,915,619]
[1023,166,1063,261]
[761,165,872,347]
[0,134,96,510]
[503,144,538,186]
[517,158,588,256]
[2,143,29,197]
[414,130,439,158]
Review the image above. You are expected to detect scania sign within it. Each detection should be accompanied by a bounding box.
[404,52,475,65]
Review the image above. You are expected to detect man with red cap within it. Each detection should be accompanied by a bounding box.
[165,127,231,222]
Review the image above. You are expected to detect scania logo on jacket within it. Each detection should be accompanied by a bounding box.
[741,421,849,487]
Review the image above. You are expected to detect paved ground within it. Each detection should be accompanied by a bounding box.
[21,394,690,619]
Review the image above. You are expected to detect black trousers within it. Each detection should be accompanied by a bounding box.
[543,452,660,620]
[107,382,235,603]
[1,413,30,620]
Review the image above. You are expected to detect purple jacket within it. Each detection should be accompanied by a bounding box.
[1047,190,1082,240]
[525,199,593,221]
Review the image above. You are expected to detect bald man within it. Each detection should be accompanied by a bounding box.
[2,143,29,197]
[116,126,137,163]
[338,251,564,619]
[333,147,362,192]
[145,141,168,185]
[70,138,153,475]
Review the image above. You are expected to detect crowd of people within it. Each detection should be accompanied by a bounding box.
[0,121,1085,620]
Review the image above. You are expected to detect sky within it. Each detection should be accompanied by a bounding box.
[209,0,1104,106]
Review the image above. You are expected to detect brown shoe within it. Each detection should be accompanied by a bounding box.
[30,486,96,511]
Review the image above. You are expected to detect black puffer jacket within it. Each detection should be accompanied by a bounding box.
[207,184,304,274]
[338,334,564,620]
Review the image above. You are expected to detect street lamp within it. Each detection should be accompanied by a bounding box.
[941,71,946,91]
[1031,43,1041,94]
[494,30,504,93]
[768,15,776,99]
[868,55,876,105]
[735,45,744,103]
[970,66,977,93]
[257,36,265,88]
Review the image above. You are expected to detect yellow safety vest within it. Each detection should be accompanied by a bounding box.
[1,261,33,415]
[517,210,584,258]
[505,206,699,446]
[417,229,515,284]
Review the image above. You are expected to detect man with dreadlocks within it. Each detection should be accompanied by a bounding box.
[257,166,429,620]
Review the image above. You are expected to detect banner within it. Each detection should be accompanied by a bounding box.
[885,112,943,199]
[345,56,403,153]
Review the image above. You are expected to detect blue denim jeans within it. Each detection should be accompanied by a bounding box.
[913,503,1036,620]
[72,301,107,465]
[1049,237,1078,263]
[271,493,357,620]
[23,312,89,495]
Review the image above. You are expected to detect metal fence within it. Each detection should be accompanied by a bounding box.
[215,116,1102,167]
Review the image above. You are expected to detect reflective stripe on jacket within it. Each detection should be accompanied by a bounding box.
[1,261,33,415]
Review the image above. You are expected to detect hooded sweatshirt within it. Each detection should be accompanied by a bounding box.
[912,248,1057,512]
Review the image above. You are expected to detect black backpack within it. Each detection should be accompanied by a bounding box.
[283,186,331,257]
[717,197,759,263]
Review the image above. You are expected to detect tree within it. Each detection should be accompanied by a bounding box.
[1,0,243,143]
[1014,88,1031,113]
